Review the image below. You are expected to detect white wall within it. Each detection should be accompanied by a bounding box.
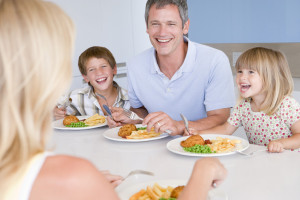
[47,0,151,91]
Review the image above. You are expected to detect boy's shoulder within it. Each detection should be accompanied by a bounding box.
[69,85,92,96]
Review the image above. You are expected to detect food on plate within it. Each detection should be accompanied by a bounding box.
[208,136,241,153]
[83,113,106,126]
[183,144,215,154]
[65,121,88,128]
[170,185,185,198]
[126,128,161,139]
[130,183,177,200]
[180,135,205,148]
[181,135,242,154]
[118,124,137,138]
[63,115,79,126]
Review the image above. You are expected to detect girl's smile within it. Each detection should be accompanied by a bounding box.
[236,69,265,101]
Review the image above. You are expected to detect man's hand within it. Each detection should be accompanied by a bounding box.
[143,111,185,135]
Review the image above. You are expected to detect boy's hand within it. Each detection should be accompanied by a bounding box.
[107,107,138,128]
[268,140,284,153]
[53,106,66,120]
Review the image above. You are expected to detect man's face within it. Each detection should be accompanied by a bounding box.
[146,4,189,57]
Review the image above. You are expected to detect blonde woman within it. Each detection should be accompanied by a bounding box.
[0,0,227,199]
[187,47,300,153]
[0,0,120,199]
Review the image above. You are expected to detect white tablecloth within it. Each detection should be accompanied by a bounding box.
[49,126,300,200]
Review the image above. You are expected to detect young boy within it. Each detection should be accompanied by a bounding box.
[54,46,130,119]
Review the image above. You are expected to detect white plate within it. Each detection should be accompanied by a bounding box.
[103,125,169,142]
[167,134,249,157]
[52,116,107,130]
[118,179,228,200]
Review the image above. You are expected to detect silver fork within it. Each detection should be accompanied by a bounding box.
[123,108,144,121]
[180,113,191,135]
[236,149,267,156]
[122,170,154,181]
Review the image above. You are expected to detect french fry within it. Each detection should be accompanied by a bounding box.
[130,183,175,200]
[129,189,146,200]
[126,129,161,139]
[147,186,159,200]
[208,137,241,153]
[84,114,105,126]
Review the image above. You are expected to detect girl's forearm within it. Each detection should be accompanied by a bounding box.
[279,133,300,149]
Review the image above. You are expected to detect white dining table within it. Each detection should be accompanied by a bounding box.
[49,125,300,200]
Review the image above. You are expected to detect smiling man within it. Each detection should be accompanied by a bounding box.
[109,0,235,136]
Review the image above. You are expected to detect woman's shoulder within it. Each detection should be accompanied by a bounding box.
[30,155,119,200]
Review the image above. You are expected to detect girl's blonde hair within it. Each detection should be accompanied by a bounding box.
[235,47,293,115]
[0,0,74,194]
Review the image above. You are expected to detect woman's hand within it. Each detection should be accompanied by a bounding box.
[101,170,123,188]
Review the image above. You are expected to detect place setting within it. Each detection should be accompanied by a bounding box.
[52,114,107,130]
[103,124,169,142]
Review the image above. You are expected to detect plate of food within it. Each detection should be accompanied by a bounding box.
[103,124,169,142]
[167,134,249,157]
[52,114,107,130]
[118,179,228,200]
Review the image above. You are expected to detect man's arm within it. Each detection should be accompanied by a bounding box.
[131,106,148,119]
[189,108,230,131]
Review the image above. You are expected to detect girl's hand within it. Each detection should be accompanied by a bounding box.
[268,140,284,153]
[101,170,123,188]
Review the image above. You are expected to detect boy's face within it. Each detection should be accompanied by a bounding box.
[146,4,189,57]
[82,57,116,93]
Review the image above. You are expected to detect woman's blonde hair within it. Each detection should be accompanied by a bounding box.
[235,47,293,115]
[0,0,74,194]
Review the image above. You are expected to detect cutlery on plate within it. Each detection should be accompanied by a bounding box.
[180,113,191,135]
[122,170,154,181]
[97,93,172,134]
[96,93,113,118]
[123,108,144,121]
[236,149,267,156]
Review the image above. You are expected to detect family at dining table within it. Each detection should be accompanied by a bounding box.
[53,0,300,153]
[2,0,300,199]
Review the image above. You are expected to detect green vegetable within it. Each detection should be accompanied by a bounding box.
[183,144,216,154]
[137,127,147,130]
[159,198,176,200]
[65,121,88,127]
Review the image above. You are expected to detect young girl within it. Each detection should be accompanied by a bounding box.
[187,47,300,153]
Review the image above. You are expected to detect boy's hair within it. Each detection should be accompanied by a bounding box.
[145,0,188,28]
[235,47,294,115]
[0,0,74,194]
[78,46,116,75]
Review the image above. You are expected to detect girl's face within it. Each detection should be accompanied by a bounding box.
[236,68,265,100]
[82,57,116,93]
